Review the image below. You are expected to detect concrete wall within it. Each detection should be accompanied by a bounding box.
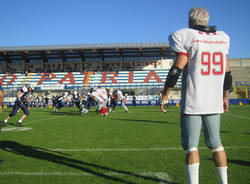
[229,58,250,67]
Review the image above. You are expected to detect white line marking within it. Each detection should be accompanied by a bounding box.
[225,113,250,120]
[155,172,172,184]
[1,127,33,132]
[49,146,250,152]
[24,116,64,125]
[0,116,64,129]
[0,171,172,183]
[1,146,249,152]
[0,171,96,176]
[50,147,183,152]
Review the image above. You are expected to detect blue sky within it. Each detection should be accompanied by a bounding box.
[0,0,249,58]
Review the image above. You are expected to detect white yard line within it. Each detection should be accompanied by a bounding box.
[50,147,183,152]
[1,146,249,183]
[0,171,173,184]
[48,146,250,152]
[24,115,64,125]
[1,146,249,152]
[155,172,172,184]
[0,115,64,128]
[225,113,250,120]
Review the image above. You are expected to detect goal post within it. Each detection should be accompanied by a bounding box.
[233,85,248,99]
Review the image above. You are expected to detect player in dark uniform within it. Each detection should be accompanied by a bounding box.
[54,92,68,112]
[108,88,117,112]
[52,96,57,111]
[132,95,136,107]
[81,88,97,115]
[2,84,35,126]
[72,91,84,114]
[0,85,3,113]
[110,88,128,112]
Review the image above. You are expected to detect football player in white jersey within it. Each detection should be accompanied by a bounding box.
[110,88,129,113]
[161,7,231,184]
[90,87,109,116]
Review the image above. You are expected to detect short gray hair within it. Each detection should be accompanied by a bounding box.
[189,7,209,27]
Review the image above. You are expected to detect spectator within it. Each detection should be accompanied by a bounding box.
[132,95,136,107]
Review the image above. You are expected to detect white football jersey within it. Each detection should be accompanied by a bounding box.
[116,90,124,101]
[96,87,108,100]
[169,28,230,114]
[91,88,107,104]
[21,85,28,93]
[90,91,103,104]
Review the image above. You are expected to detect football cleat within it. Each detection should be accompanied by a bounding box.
[16,122,23,126]
[161,100,169,105]
[2,120,7,127]
[81,109,89,115]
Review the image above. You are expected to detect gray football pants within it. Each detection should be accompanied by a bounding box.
[181,113,222,150]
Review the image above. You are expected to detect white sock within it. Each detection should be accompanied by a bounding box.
[216,166,228,184]
[186,163,200,184]
[4,119,8,123]
[18,120,22,123]
[124,106,128,112]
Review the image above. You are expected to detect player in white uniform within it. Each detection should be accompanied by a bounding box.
[161,7,231,184]
[110,88,129,113]
[90,87,109,116]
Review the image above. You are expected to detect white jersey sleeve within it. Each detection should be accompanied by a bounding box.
[21,85,28,93]
[168,29,187,54]
[117,90,124,101]
[169,28,230,114]
[91,91,103,104]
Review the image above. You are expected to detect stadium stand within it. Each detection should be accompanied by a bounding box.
[229,58,250,100]
[0,43,249,105]
[0,69,182,89]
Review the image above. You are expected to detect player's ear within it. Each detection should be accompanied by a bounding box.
[188,19,194,28]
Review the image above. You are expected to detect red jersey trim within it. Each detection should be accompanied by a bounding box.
[179,52,188,57]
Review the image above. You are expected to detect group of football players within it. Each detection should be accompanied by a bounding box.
[1,85,129,126]
[53,87,129,116]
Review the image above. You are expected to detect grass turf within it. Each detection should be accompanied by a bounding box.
[0,105,250,184]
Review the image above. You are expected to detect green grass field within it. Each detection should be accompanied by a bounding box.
[0,105,250,184]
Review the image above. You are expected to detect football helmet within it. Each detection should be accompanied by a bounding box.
[113,88,119,95]
[89,88,97,93]
[29,83,37,91]
[64,92,69,97]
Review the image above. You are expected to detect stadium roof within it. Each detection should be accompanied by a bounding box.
[0,42,174,73]
[0,42,170,52]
